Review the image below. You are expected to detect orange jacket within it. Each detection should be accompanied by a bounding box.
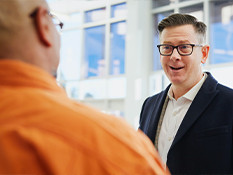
[0,59,169,175]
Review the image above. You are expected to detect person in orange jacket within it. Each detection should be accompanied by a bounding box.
[0,0,169,174]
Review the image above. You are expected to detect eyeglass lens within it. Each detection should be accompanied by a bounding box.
[160,44,193,56]
[49,13,63,31]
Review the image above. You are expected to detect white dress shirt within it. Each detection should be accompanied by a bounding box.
[158,73,207,165]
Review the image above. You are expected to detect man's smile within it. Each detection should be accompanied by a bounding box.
[170,66,184,70]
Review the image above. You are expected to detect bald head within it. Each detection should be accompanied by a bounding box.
[0,0,61,77]
[0,0,48,38]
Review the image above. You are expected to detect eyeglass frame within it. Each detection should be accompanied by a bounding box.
[30,8,64,31]
[157,44,203,56]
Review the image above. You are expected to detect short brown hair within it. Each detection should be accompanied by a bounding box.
[158,13,207,44]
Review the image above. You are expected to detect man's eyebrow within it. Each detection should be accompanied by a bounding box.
[162,40,191,44]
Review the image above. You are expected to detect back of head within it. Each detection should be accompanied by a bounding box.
[158,13,207,44]
[0,0,47,40]
[0,0,60,76]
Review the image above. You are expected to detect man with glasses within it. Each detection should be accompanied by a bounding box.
[0,0,169,174]
[139,13,233,174]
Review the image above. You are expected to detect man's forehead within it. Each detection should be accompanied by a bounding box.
[159,31,199,45]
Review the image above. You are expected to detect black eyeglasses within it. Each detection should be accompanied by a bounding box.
[157,44,203,56]
[30,8,64,32]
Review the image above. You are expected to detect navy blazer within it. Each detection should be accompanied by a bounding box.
[139,72,233,174]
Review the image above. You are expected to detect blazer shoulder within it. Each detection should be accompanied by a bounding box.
[144,93,162,105]
[202,73,233,101]
[203,72,233,95]
[217,83,233,98]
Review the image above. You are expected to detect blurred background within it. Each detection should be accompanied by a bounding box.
[47,0,233,128]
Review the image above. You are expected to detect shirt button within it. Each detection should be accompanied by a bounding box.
[168,137,173,141]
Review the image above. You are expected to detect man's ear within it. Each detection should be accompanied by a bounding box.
[34,7,52,46]
[201,45,210,64]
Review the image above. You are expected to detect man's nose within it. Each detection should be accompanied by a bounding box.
[170,48,181,61]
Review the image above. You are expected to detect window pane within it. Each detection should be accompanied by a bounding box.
[85,8,106,23]
[210,0,233,64]
[84,26,106,78]
[111,3,127,18]
[110,21,126,75]
[152,0,175,8]
[153,11,173,71]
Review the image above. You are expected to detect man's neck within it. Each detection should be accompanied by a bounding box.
[171,73,204,100]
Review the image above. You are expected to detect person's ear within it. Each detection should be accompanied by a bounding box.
[201,45,210,64]
[34,7,52,46]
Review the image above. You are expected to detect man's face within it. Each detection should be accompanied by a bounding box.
[159,24,208,89]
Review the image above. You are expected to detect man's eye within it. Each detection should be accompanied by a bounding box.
[180,45,188,49]
[164,46,171,50]
[180,45,191,49]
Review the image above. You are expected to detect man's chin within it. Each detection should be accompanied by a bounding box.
[169,77,184,85]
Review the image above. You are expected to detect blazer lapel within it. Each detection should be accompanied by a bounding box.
[146,85,170,143]
[170,73,219,150]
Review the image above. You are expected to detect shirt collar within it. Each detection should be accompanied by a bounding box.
[0,59,65,94]
[168,73,207,101]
